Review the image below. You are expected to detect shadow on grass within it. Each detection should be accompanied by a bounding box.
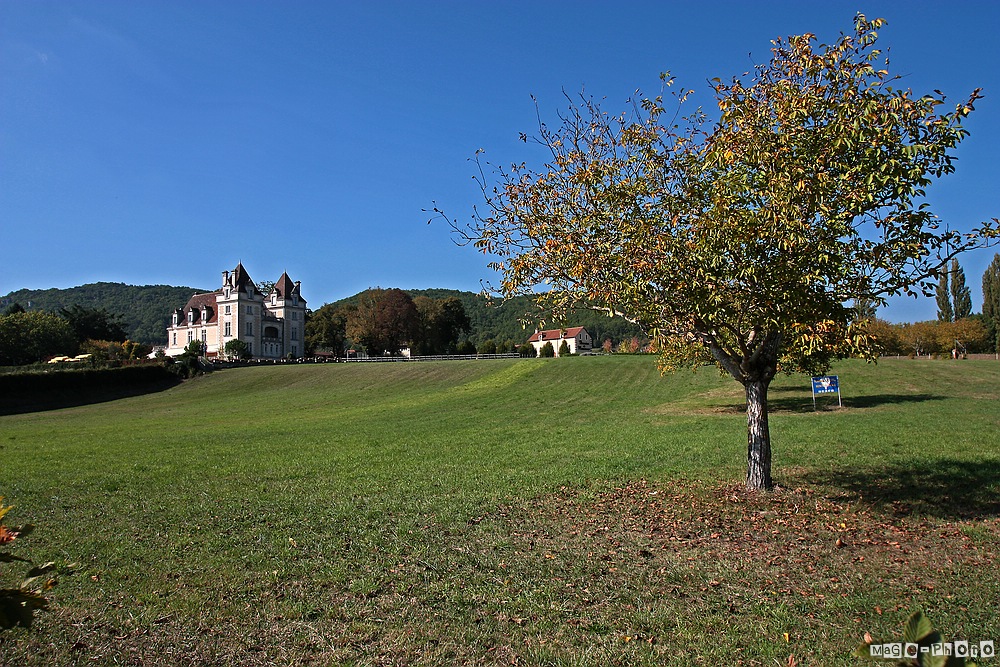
[796,458,1000,520]
[0,378,181,416]
[764,392,945,413]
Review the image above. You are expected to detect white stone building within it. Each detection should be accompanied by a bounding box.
[527,327,593,356]
[164,263,307,359]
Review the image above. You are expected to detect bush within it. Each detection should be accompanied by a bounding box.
[478,339,497,355]
[1,501,57,630]
[224,339,251,360]
[539,342,555,358]
[558,340,571,357]
[456,341,477,355]
[518,343,536,357]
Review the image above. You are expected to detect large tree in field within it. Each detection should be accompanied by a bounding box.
[450,16,998,490]
[346,288,419,356]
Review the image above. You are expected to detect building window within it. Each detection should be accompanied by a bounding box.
[246,322,253,336]
[224,305,231,315]
[247,305,252,315]
[201,329,207,343]
[225,322,231,337]
[248,342,253,355]
[172,333,176,345]
[291,327,298,341]
[187,331,193,343]
[292,311,298,320]
[188,310,194,324]
[292,345,297,356]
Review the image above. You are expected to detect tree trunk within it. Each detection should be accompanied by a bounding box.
[745,379,773,491]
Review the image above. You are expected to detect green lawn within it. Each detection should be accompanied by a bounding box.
[2,356,998,665]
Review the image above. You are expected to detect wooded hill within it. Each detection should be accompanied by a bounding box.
[326,288,644,348]
[1,283,644,347]
[1,283,207,345]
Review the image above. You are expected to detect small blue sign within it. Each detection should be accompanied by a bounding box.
[811,375,839,394]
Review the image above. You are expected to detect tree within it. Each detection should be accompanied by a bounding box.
[256,280,276,299]
[59,305,128,343]
[412,296,471,355]
[935,269,953,323]
[539,341,555,358]
[346,288,419,356]
[0,312,77,366]
[982,253,1000,351]
[224,339,251,360]
[305,304,348,356]
[897,321,939,357]
[451,16,998,490]
[949,259,972,321]
[558,340,571,357]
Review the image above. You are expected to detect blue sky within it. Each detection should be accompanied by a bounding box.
[2,1,998,323]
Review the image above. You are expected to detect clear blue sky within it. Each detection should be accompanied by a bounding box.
[2,1,998,322]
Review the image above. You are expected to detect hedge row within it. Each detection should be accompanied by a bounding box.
[0,364,179,415]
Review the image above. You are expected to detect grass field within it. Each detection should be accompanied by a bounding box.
[2,356,999,665]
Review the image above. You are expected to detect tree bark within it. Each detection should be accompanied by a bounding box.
[744,379,773,491]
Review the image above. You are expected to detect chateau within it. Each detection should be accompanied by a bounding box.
[164,263,307,359]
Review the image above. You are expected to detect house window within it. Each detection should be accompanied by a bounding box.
[246,322,253,336]
[201,329,207,343]
[188,311,194,324]
[225,322,231,337]
[292,311,298,320]
[187,331,193,343]
[247,305,252,315]
[172,313,178,325]
[291,327,298,341]
[225,305,231,315]
[172,333,176,345]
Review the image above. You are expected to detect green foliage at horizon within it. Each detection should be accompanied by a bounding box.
[327,288,644,348]
[1,283,207,345]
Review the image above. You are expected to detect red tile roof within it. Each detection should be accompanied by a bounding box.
[527,327,588,343]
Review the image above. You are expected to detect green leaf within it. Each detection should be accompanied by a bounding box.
[904,611,933,643]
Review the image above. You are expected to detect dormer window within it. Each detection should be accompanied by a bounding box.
[172,312,178,325]
[188,310,194,324]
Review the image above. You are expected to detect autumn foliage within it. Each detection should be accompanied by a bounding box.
[455,15,999,489]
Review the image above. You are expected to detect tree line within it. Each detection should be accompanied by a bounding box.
[0,303,150,367]
[306,288,474,357]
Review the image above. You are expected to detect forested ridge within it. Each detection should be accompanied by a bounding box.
[1,283,207,345]
[326,288,644,347]
[2,283,643,347]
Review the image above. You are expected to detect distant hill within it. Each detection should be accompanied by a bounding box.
[2,283,645,348]
[327,288,644,346]
[1,283,208,345]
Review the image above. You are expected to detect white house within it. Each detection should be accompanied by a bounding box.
[527,327,593,356]
[164,263,307,359]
